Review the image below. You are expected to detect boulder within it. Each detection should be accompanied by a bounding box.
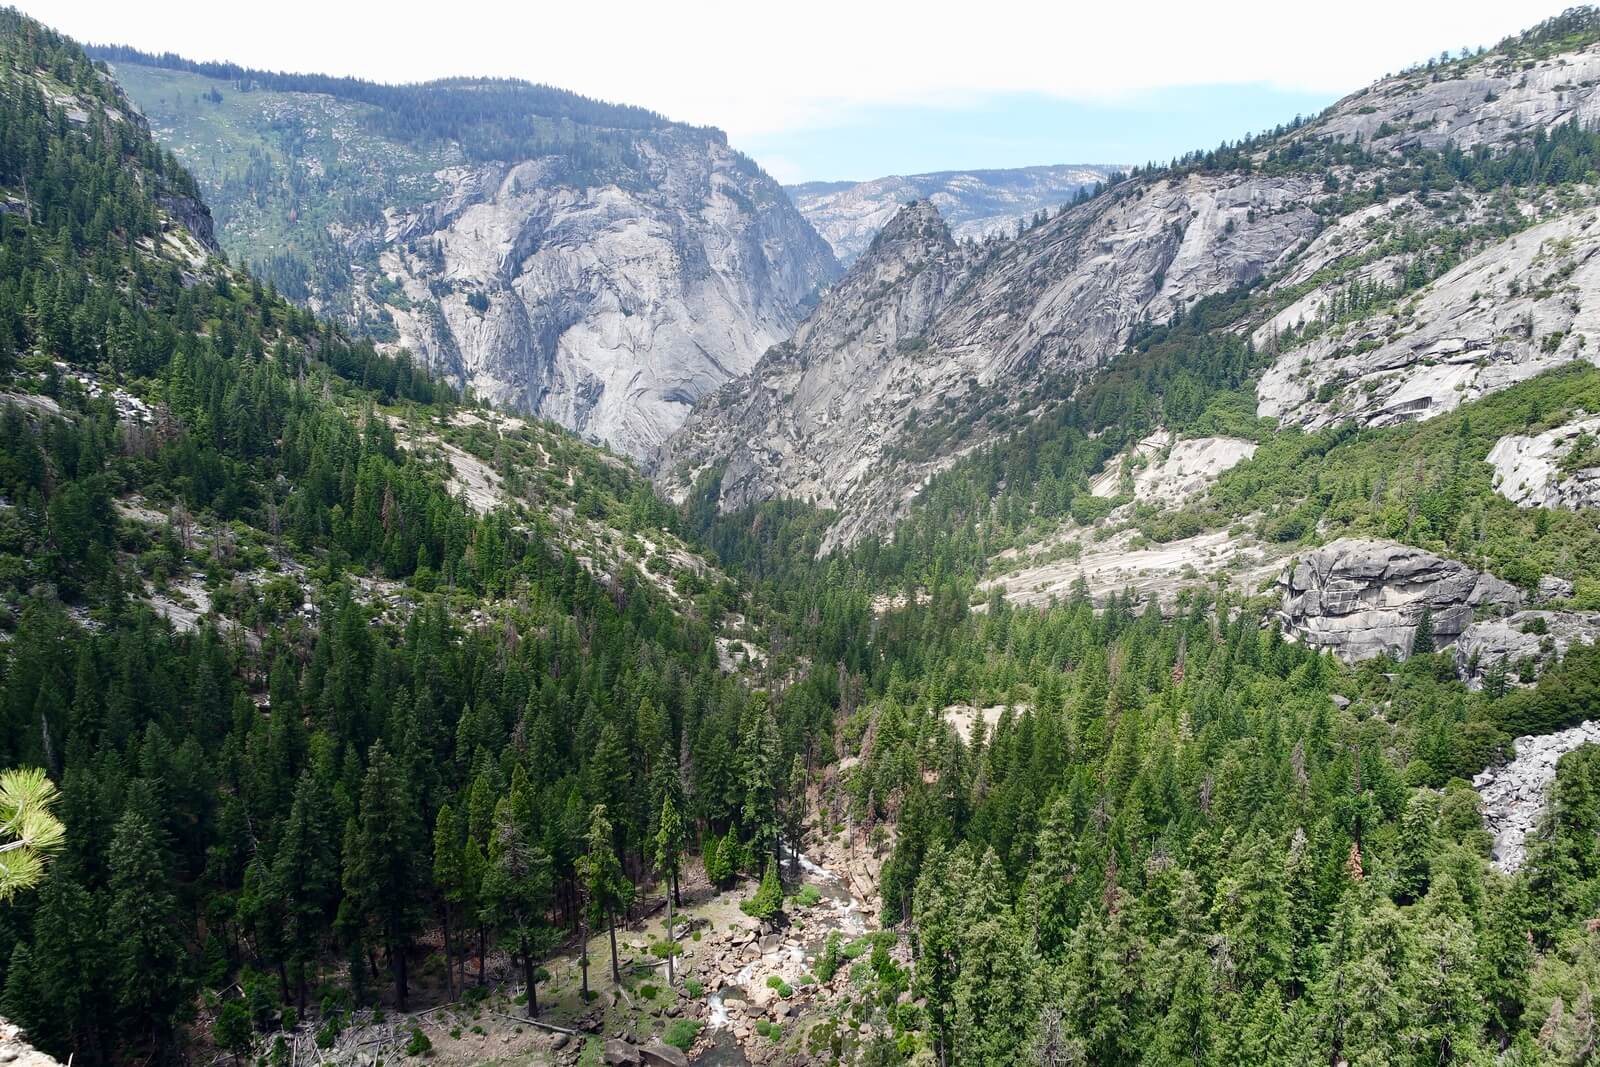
[603,1038,641,1066]
[640,1042,690,1067]
[1278,538,1522,661]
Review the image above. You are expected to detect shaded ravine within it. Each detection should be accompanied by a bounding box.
[1474,720,1600,871]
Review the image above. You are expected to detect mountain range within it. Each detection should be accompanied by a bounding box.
[11,7,1600,1067]
[786,163,1123,263]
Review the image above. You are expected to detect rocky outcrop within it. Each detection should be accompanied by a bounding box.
[1277,538,1522,660]
[155,194,218,253]
[111,63,839,461]
[1487,414,1600,510]
[1455,610,1600,689]
[1302,31,1600,158]
[663,174,1321,549]
[1474,721,1600,871]
[1088,431,1257,506]
[788,164,1122,263]
[1257,206,1600,432]
[0,1020,63,1067]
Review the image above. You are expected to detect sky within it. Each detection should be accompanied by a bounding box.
[21,0,1578,183]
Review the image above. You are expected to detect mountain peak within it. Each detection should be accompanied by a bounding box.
[858,199,954,266]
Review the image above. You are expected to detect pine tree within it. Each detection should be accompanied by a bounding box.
[953,911,1041,1066]
[577,804,629,987]
[0,766,65,901]
[480,795,555,1017]
[108,808,186,1060]
[741,860,782,921]
[738,700,781,865]
[653,794,685,985]
[341,742,425,1011]
[432,803,465,1002]
[1410,607,1436,657]
[1393,792,1436,905]
[272,772,338,1010]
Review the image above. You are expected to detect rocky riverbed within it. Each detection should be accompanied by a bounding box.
[1474,720,1600,871]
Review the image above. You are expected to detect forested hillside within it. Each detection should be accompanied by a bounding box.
[7,6,1600,1067]
[0,12,828,1066]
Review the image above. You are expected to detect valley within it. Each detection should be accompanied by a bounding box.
[9,6,1600,1067]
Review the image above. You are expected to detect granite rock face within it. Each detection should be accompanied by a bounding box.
[662,173,1321,549]
[1487,414,1600,510]
[1087,431,1258,507]
[1277,538,1522,660]
[1455,610,1600,689]
[1475,721,1600,871]
[1256,207,1600,432]
[375,139,838,459]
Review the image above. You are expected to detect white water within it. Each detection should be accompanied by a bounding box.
[702,838,870,1032]
[706,961,757,1030]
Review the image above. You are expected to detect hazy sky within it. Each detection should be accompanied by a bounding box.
[23,0,1575,182]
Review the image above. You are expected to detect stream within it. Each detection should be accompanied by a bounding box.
[696,838,872,1064]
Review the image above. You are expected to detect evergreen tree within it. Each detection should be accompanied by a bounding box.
[108,808,186,1061]
[652,794,685,985]
[341,742,425,1011]
[577,804,629,988]
[479,795,555,1017]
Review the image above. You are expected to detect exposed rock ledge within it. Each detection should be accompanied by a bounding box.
[0,1019,64,1067]
[1278,538,1522,661]
[1455,610,1600,690]
[1474,721,1600,872]
[1487,414,1600,510]
[1088,431,1257,507]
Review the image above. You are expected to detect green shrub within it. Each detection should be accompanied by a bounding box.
[640,984,659,1000]
[684,977,704,998]
[755,1020,783,1041]
[791,884,822,908]
[662,1019,702,1051]
[740,862,783,920]
[404,1028,432,1058]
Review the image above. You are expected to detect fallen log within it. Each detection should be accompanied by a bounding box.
[487,1011,580,1037]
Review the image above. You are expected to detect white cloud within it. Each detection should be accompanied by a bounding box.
[22,0,1571,142]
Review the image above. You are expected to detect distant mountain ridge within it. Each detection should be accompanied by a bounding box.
[787,163,1123,262]
[93,46,839,459]
[664,9,1600,556]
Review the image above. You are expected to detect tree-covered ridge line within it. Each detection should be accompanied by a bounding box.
[91,42,789,352]
[83,42,690,144]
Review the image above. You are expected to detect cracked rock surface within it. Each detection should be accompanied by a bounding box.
[1277,538,1522,661]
